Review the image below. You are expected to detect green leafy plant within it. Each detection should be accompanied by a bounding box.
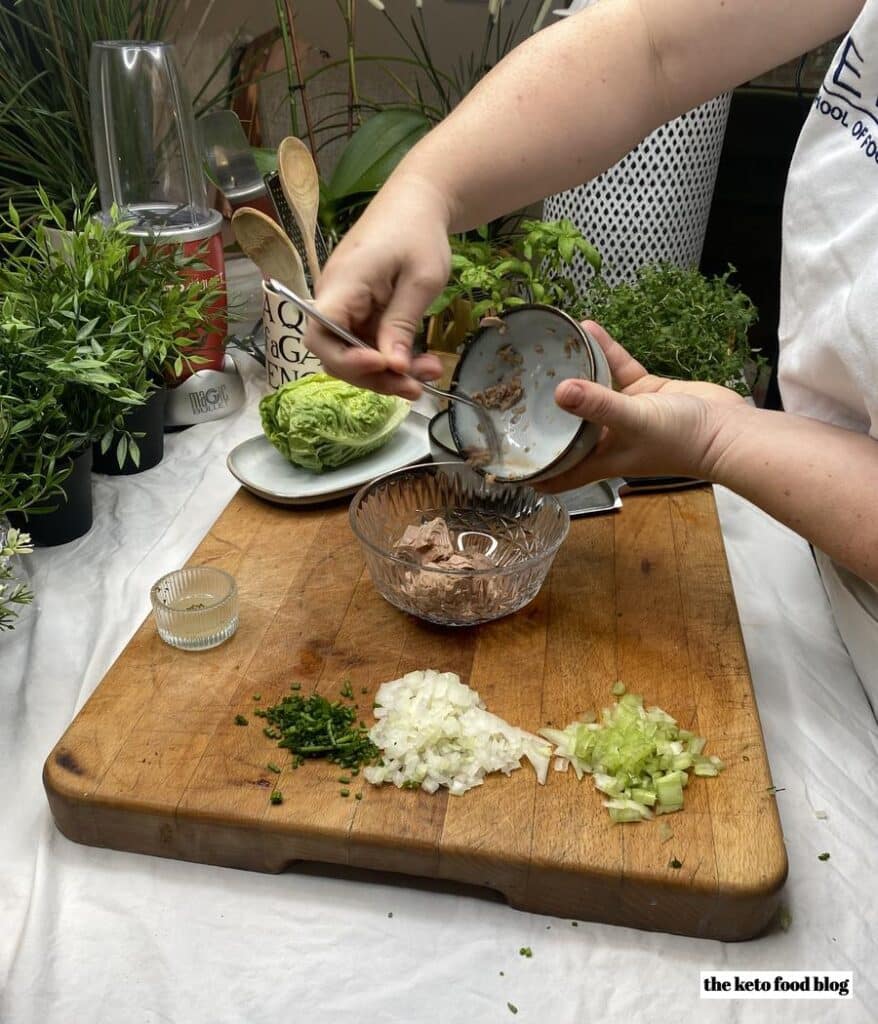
[0,386,89,517]
[271,0,555,241]
[319,108,431,243]
[0,521,33,632]
[580,262,760,395]
[358,0,555,124]
[426,218,601,350]
[0,188,223,502]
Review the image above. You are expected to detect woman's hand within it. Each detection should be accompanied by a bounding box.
[547,322,878,585]
[542,322,747,492]
[302,172,452,400]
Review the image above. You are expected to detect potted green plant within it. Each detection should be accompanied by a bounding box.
[0,325,124,546]
[0,190,223,543]
[423,218,600,364]
[0,356,99,547]
[318,109,432,246]
[0,518,33,633]
[580,261,763,398]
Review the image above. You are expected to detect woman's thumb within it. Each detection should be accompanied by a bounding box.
[555,379,642,432]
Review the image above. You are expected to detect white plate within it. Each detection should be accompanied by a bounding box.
[226,414,431,506]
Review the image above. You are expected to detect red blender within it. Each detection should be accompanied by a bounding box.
[89,41,243,425]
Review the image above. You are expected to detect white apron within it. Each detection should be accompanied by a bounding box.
[778,0,878,711]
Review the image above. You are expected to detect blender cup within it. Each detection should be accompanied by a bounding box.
[89,40,227,379]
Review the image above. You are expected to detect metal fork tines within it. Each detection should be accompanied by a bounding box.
[418,381,501,465]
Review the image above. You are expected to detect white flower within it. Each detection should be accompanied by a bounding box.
[2,527,33,557]
[0,522,34,631]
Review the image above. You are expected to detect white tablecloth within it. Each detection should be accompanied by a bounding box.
[2,351,876,1024]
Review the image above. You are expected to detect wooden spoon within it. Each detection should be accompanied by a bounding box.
[231,207,310,297]
[277,136,322,288]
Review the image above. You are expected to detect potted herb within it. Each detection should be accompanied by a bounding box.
[0,191,223,542]
[0,334,114,546]
[423,219,601,383]
[580,262,762,398]
[0,519,33,633]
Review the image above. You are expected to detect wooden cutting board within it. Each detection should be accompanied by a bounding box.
[44,486,787,940]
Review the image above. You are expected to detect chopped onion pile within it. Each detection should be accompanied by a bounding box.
[364,670,551,796]
[540,691,724,823]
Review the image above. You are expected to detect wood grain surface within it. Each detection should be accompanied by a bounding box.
[44,486,787,940]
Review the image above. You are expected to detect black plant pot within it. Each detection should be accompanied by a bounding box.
[92,386,167,475]
[9,447,94,547]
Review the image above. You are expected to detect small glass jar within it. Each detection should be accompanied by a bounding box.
[150,567,238,651]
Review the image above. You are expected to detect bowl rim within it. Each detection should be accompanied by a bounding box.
[348,461,570,577]
[427,408,459,458]
[149,566,238,612]
[448,304,605,484]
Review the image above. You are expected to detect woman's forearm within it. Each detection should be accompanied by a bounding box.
[711,405,878,584]
[395,0,859,232]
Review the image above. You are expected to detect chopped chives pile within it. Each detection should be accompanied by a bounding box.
[260,690,379,771]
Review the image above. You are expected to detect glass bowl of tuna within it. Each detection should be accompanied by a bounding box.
[349,461,569,626]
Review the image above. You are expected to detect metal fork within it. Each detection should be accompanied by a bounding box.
[264,278,502,465]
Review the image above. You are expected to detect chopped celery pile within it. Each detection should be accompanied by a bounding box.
[539,691,724,823]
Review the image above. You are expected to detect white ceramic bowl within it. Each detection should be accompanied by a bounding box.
[448,305,611,484]
[428,409,463,464]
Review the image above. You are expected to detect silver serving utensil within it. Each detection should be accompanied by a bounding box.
[198,110,266,205]
[264,278,502,464]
